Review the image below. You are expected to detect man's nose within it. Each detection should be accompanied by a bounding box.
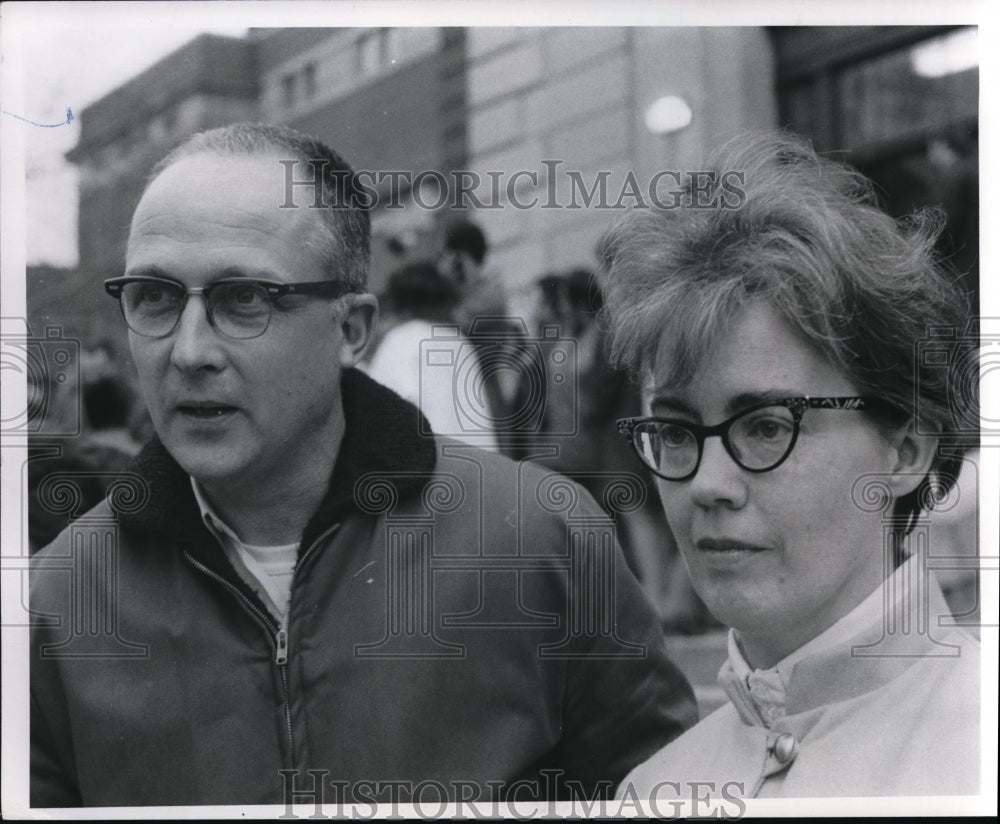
[688,435,748,509]
[169,296,227,373]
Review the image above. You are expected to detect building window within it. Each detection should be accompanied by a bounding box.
[357,30,383,76]
[282,73,297,108]
[771,25,979,312]
[357,29,405,77]
[303,62,317,98]
[384,28,403,65]
[118,125,134,153]
[148,116,164,142]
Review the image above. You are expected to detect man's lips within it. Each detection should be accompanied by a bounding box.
[695,538,770,553]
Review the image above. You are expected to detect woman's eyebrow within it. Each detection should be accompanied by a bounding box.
[724,390,798,416]
[649,396,699,418]
[649,389,803,419]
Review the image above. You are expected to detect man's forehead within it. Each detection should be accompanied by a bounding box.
[138,150,320,212]
[130,151,326,239]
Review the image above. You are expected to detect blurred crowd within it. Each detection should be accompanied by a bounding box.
[25,341,152,554]
[360,217,724,633]
[22,216,980,635]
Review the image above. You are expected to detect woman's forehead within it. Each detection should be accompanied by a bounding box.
[642,302,855,411]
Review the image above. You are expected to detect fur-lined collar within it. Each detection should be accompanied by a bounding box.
[119,368,436,556]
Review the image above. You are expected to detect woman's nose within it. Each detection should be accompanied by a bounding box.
[688,435,749,509]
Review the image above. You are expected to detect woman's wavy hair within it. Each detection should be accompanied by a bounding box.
[596,130,975,540]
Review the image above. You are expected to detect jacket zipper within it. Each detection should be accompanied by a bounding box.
[184,522,341,768]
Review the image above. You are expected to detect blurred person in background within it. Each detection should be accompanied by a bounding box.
[436,219,514,428]
[600,131,979,799]
[81,375,142,458]
[28,375,139,552]
[532,269,716,634]
[438,218,507,325]
[362,261,499,451]
[454,314,536,461]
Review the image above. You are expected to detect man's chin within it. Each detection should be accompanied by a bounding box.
[166,443,249,488]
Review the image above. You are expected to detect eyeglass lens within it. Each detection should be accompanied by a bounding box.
[634,404,798,478]
[120,280,273,338]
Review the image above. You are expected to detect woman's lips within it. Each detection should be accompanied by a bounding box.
[176,403,239,419]
[693,538,771,567]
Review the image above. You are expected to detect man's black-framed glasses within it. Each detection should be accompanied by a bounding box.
[618,396,889,481]
[104,276,357,340]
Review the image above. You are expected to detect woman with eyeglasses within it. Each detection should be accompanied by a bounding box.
[598,132,980,801]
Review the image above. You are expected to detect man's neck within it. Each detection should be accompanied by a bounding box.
[196,415,346,546]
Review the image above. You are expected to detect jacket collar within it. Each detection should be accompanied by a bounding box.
[717,556,958,725]
[119,368,437,552]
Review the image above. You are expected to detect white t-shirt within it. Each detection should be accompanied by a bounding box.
[191,480,298,624]
[361,319,499,451]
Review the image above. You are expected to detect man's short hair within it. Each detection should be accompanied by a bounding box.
[144,122,371,290]
[538,268,602,320]
[383,262,459,324]
[444,220,488,265]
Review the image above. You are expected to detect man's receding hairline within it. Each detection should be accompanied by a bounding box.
[147,146,299,187]
[139,123,371,290]
[129,150,334,259]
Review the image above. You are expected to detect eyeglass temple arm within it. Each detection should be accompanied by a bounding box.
[273,281,356,297]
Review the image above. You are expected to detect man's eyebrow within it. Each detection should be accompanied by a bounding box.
[215,267,278,280]
[123,264,170,279]
[121,266,278,281]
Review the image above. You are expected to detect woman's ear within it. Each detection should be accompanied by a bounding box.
[337,294,379,368]
[885,419,939,499]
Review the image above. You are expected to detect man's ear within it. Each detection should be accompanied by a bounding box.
[885,419,939,498]
[336,294,379,369]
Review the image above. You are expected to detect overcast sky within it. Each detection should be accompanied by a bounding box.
[13,24,247,267]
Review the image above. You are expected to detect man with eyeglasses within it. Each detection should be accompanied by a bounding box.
[30,123,696,808]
